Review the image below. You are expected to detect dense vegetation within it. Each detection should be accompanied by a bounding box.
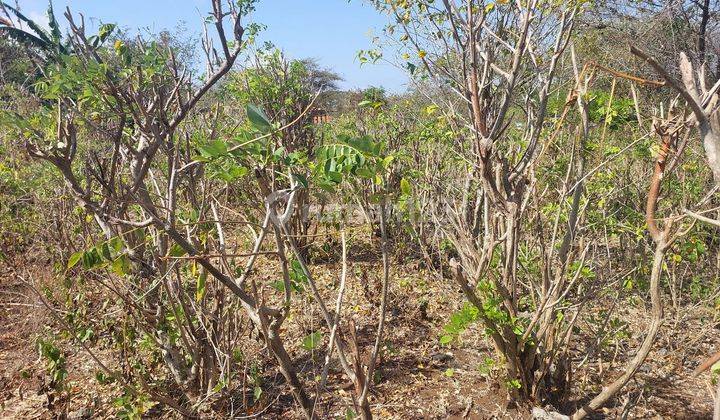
[1,0,720,418]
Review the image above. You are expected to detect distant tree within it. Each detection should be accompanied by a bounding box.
[230,48,341,152]
[578,0,720,81]
[0,36,30,86]
[361,86,386,104]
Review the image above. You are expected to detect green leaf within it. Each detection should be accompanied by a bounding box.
[356,167,374,179]
[406,62,417,75]
[712,361,720,375]
[290,259,308,282]
[444,368,455,377]
[270,280,286,292]
[100,242,112,261]
[273,146,286,160]
[67,251,83,269]
[232,347,244,363]
[109,236,124,253]
[400,178,412,195]
[111,255,131,276]
[82,249,102,269]
[196,270,207,302]
[253,386,263,401]
[98,23,116,42]
[292,173,309,189]
[326,170,343,183]
[168,244,187,258]
[212,381,225,393]
[79,328,94,342]
[302,331,322,351]
[213,165,248,182]
[382,155,395,168]
[246,104,272,132]
[506,379,522,389]
[198,140,227,159]
[316,181,335,192]
[439,335,453,345]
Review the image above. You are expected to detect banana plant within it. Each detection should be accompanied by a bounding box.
[0,1,70,59]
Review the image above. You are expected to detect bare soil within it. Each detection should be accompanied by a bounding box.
[1,249,718,419]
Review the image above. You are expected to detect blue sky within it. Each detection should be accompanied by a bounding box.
[12,0,408,92]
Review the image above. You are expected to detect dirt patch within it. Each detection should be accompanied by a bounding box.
[1,257,719,419]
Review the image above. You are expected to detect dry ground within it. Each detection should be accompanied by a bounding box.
[1,243,719,419]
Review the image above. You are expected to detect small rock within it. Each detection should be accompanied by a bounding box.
[430,352,453,363]
[532,407,569,420]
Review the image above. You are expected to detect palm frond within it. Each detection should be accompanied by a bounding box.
[0,26,52,51]
[47,1,61,44]
[1,2,53,45]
